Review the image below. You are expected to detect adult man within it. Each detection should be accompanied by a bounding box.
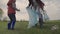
[28,0,45,28]
[35,0,45,28]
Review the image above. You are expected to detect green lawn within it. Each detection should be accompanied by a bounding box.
[0,20,60,34]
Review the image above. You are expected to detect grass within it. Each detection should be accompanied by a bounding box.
[0,20,60,34]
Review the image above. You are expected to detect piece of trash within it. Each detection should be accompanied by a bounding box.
[51,25,59,30]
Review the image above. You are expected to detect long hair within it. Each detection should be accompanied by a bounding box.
[28,0,34,7]
[36,0,45,10]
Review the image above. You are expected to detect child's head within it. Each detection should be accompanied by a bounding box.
[9,0,16,3]
[13,0,16,2]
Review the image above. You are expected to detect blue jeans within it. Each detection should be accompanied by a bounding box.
[8,14,16,29]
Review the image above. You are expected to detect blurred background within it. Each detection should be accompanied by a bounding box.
[0,0,60,21]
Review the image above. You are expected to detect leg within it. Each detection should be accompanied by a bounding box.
[8,14,13,29]
[11,14,16,30]
[37,7,44,28]
[39,14,44,28]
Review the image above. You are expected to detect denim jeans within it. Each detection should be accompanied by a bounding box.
[8,14,16,29]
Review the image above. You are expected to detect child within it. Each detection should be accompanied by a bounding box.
[7,0,20,30]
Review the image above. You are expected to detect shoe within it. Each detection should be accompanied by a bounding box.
[8,23,11,30]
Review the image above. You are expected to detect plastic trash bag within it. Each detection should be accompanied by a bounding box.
[26,6,38,28]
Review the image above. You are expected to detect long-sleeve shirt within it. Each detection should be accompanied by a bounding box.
[7,0,16,14]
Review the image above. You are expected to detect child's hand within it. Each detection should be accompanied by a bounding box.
[17,9,20,11]
[16,8,20,11]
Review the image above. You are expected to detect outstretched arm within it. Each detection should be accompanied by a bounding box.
[27,0,32,8]
[12,3,20,11]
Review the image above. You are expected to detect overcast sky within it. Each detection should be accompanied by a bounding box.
[0,0,60,20]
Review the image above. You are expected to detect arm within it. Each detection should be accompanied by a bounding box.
[12,3,20,11]
[27,0,32,8]
[7,0,20,11]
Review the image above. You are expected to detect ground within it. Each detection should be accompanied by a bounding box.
[0,20,60,34]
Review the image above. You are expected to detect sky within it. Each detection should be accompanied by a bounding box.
[0,0,60,21]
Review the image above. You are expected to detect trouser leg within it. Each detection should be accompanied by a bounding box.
[8,14,12,29]
[8,14,16,30]
[11,14,16,29]
[39,14,44,28]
